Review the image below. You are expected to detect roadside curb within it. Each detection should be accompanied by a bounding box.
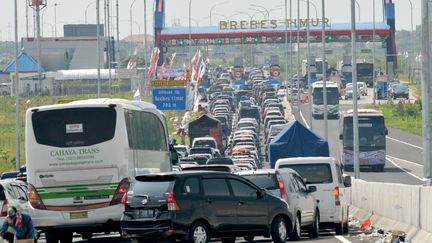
[349,205,432,243]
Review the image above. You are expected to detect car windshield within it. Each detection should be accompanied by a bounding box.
[343,116,386,148]
[313,87,339,105]
[279,164,333,184]
[133,178,174,197]
[190,148,212,154]
[242,174,278,190]
[394,85,408,92]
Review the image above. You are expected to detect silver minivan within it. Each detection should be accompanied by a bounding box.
[275,157,352,235]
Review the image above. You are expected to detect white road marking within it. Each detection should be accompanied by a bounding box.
[386,155,423,167]
[387,136,423,150]
[386,157,426,181]
[299,110,310,128]
[335,235,352,243]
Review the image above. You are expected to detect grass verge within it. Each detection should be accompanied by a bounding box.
[372,102,422,136]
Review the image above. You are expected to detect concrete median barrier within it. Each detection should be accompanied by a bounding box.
[348,179,432,243]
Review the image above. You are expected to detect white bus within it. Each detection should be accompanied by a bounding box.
[311,81,340,119]
[25,98,174,242]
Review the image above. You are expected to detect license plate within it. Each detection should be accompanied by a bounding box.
[70,211,88,219]
[360,160,369,165]
[136,209,155,218]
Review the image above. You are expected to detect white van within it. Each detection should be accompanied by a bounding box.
[275,157,351,235]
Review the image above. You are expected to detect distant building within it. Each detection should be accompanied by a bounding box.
[22,24,115,71]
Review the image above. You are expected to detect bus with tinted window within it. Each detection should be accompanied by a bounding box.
[25,99,174,242]
[339,109,388,172]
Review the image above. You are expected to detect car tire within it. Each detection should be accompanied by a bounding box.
[45,230,59,243]
[373,165,385,172]
[335,222,344,235]
[243,236,254,242]
[80,232,92,240]
[188,221,210,243]
[308,211,319,238]
[272,216,288,243]
[288,214,301,241]
[59,231,73,243]
[221,238,236,243]
[343,221,349,234]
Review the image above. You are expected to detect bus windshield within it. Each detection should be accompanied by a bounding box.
[313,88,339,105]
[357,63,373,76]
[343,116,385,148]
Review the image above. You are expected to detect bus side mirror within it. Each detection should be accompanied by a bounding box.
[339,134,343,140]
[385,128,388,135]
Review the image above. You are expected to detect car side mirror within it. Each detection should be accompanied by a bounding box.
[343,175,352,187]
[169,145,179,165]
[257,189,265,199]
[339,134,343,140]
[385,128,388,136]
[307,186,317,193]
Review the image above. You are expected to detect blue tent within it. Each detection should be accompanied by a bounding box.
[268,120,329,168]
[3,50,43,73]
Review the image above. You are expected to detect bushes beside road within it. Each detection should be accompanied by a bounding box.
[373,101,422,136]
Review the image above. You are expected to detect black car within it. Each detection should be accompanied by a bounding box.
[121,171,293,243]
[392,84,409,99]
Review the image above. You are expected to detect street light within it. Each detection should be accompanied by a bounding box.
[130,0,138,52]
[250,4,270,19]
[209,1,228,26]
[355,0,361,23]
[14,0,20,170]
[351,0,360,179]
[248,8,267,19]
[85,1,96,24]
[408,0,414,84]
[299,0,318,19]
[322,0,328,141]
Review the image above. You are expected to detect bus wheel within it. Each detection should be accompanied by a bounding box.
[373,165,385,172]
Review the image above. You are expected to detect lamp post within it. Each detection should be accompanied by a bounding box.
[297,0,301,113]
[130,0,138,52]
[408,0,414,84]
[248,8,266,19]
[250,4,270,20]
[284,0,289,103]
[189,0,192,69]
[289,0,293,106]
[322,0,327,140]
[85,1,95,24]
[29,0,46,95]
[373,0,376,104]
[351,0,360,179]
[209,1,228,26]
[307,0,313,129]
[299,0,318,19]
[143,0,148,99]
[14,0,20,170]
[355,0,361,23]
[96,0,101,97]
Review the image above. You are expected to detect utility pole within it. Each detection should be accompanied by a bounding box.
[97,0,101,97]
[14,0,20,171]
[107,0,112,93]
[30,0,47,95]
[284,0,289,103]
[421,0,431,180]
[143,0,148,100]
[351,0,360,179]
[289,0,293,106]
[322,0,328,141]
[297,0,301,113]
[54,3,58,38]
[373,0,376,105]
[307,0,312,129]
[116,0,120,93]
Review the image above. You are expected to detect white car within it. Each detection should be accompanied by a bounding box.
[192,137,217,150]
[0,179,31,242]
[275,157,352,235]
